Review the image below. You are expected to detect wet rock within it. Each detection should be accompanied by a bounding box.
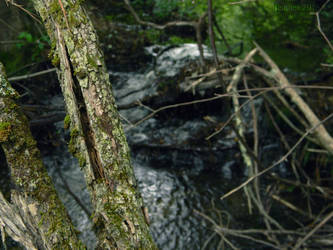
[147,43,212,78]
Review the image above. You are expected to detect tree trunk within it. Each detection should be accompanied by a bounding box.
[32,0,156,249]
[0,62,84,249]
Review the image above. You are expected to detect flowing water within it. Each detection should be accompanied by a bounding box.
[2,44,283,249]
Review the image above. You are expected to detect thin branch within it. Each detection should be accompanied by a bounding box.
[227,48,258,92]
[5,0,41,24]
[0,40,22,45]
[56,167,90,218]
[271,194,314,219]
[194,210,280,249]
[254,41,333,154]
[269,174,333,199]
[229,0,256,5]
[263,94,315,141]
[8,68,56,82]
[294,209,333,249]
[127,94,226,130]
[314,10,333,51]
[253,64,310,129]
[58,0,70,30]
[208,0,224,90]
[213,14,232,55]
[321,63,333,67]
[227,48,258,213]
[264,100,291,150]
[206,83,333,140]
[123,0,196,29]
[123,0,207,66]
[221,113,333,200]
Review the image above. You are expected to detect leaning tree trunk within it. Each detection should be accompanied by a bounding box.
[32,0,156,249]
[0,62,84,249]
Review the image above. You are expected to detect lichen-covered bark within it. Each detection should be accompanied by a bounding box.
[32,1,156,249]
[0,62,84,249]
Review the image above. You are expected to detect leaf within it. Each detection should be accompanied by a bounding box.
[18,32,33,43]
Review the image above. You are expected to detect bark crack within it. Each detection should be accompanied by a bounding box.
[69,55,105,183]
[56,23,106,184]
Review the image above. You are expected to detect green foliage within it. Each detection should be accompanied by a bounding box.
[0,30,51,75]
[168,35,194,45]
[177,0,206,18]
[17,32,34,44]
[152,0,178,19]
[144,29,163,44]
[105,15,115,22]
[16,32,50,61]
[209,0,326,71]
[130,0,330,71]
[130,0,205,23]
[323,47,333,65]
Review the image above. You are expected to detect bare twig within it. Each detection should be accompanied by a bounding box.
[294,209,333,249]
[123,0,207,66]
[0,40,22,45]
[254,65,309,129]
[208,0,224,90]
[243,76,258,160]
[254,41,333,154]
[5,0,41,24]
[228,48,258,213]
[29,112,66,127]
[271,194,314,219]
[57,0,70,30]
[243,76,276,239]
[313,0,333,51]
[321,63,333,67]
[56,167,90,218]
[221,112,333,200]
[213,17,232,55]
[21,104,64,112]
[206,84,333,140]
[229,0,256,5]
[307,148,329,154]
[227,48,257,92]
[8,68,56,82]
[127,94,227,130]
[124,0,195,29]
[263,94,315,141]
[194,209,280,249]
[269,174,333,199]
[264,100,291,150]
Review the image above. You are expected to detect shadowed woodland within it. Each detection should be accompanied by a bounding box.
[1,0,333,249]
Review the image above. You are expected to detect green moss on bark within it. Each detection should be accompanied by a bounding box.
[64,114,71,129]
[32,0,157,248]
[0,65,84,249]
[0,122,11,142]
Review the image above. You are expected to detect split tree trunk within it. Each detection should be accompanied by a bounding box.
[32,0,156,249]
[0,62,84,249]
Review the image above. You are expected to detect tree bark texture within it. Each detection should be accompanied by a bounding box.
[32,1,156,249]
[0,62,84,249]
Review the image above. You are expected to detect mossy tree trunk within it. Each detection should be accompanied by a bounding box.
[0,62,84,249]
[32,0,156,249]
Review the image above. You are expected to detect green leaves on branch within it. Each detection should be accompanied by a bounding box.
[16,31,50,61]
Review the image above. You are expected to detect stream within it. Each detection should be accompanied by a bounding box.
[13,44,285,249]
